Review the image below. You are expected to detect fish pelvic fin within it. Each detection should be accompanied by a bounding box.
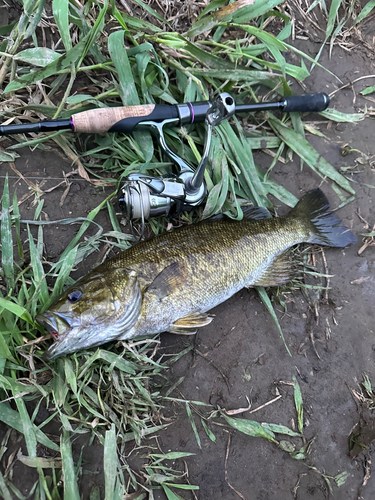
[287,188,356,248]
[253,250,299,287]
[168,312,213,335]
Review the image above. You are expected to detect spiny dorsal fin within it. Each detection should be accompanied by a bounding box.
[252,250,298,287]
[148,262,188,299]
[168,312,213,335]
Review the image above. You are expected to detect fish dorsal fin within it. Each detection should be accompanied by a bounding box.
[168,312,213,335]
[204,207,271,223]
[148,262,188,299]
[253,250,298,287]
[242,206,272,220]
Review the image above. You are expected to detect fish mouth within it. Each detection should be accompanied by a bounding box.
[36,313,61,340]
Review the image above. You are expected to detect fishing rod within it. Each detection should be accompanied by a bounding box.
[0,92,329,225]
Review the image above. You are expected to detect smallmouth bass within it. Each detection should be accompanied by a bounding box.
[37,189,356,359]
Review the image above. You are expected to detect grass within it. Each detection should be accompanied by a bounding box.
[0,0,372,497]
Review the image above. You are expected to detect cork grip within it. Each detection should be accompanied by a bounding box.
[72,105,156,134]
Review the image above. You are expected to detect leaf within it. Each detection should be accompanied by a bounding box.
[161,485,184,500]
[292,375,304,435]
[256,287,291,356]
[1,175,14,291]
[320,108,366,122]
[104,424,118,500]
[0,150,19,162]
[361,84,375,96]
[17,452,62,468]
[27,226,49,306]
[355,0,375,24]
[52,0,72,51]
[0,402,59,451]
[201,418,216,442]
[0,21,16,36]
[269,116,355,195]
[0,297,34,325]
[0,470,12,500]
[186,403,201,448]
[334,471,349,487]
[326,0,341,39]
[262,423,302,437]
[14,397,37,458]
[130,0,168,24]
[222,414,278,443]
[4,34,89,93]
[188,0,284,37]
[61,431,80,500]
[14,47,61,66]
[108,30,153,162]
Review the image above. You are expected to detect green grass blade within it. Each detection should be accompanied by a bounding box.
[257,286,291,356]
[162,485,184,500]
[188,0,284,37]
[222,414,278,443]
[201,418,216,442]
[320,108,366,122]
[261,423,302,437]
[108,30,153,161]
[52,0,72,51]
[355,0,375,24]
[0,402,59,451]
[14,47,61,66]
[292,375,304,435]
[185,402,201,449]
[0,297,34,325]
[27,226,49,306]
[61,430,80,500]
[1,175,14,291]
[4,34,89,93]
[326,0,341,39]
[104,424,118,500]
[131,0,168,24]
[269,116,355,195]
[0,471,13,500]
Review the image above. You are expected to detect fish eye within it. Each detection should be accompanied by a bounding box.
[67,290,83,303]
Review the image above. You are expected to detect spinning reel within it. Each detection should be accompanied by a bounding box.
[118,93,236,226]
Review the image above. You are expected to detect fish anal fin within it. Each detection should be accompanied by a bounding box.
[253,251,297,287]
[148,262,188,299]
[168,312,213,335]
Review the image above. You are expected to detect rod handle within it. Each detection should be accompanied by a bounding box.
[71,104,181,134]
[282,93,330,113]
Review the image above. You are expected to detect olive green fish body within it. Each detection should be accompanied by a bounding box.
[38,189,356,358]
[103,216,308,338]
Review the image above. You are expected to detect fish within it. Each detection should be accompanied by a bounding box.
[37,188,356,359]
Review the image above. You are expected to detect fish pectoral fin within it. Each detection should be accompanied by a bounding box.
[168,312,213,335]
[252,251,299,287]
[147,261,188,299]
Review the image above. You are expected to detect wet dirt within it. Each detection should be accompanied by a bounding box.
[1,25,375,500]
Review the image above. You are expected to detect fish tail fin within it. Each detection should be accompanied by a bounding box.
[288,188,356,248]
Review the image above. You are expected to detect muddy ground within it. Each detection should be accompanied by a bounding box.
[1,15,375,500]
